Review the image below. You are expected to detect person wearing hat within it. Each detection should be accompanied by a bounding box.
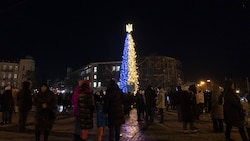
[104,79,125,141]
[78,80,95,141]
[34,83,57,141]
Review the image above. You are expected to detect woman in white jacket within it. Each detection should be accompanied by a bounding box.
[156,87,166,123]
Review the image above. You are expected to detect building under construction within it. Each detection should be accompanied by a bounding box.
[137,56,183,91]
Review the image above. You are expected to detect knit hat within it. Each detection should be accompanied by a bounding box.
[80,80,91,93]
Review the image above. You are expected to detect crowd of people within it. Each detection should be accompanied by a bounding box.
[1,78,250,141]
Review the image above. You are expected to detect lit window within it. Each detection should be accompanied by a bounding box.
[116,65,120,71]
[94,66,97,72]
[15,66,18,70]
[14,74,17,79]
[94,75,97,79]
[93,82,97,87]
[98,82,101,87]
[86,76,89,80]
[112,66,116,71]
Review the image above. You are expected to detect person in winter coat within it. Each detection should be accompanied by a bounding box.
[135,90,146,122]
[144,85,157,124]
[104,79,125,141]
[17,81,33,132]
[180,85,198,134]
[71,80,84,141]
[210,83,224,133]
[0,85,13,124]
[174,86,182,122]
[156,87,166,123]
[34,83,57,141]
[223,80,248,141]
[78,80,95,141]
[94,90,107,141]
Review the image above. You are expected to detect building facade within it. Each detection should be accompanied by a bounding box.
[0,56,35,89]
[138,56,183,91]
[67,55,183,92]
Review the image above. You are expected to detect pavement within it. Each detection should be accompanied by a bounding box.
[0,106,246,141]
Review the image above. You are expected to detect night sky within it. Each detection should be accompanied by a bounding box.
[0,0,250,83]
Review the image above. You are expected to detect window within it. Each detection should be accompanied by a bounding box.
[23,66,25,71]
[3,65,6,70]
[8,73,12,79]
[98,82,101,87]
[93,82,97,87]
[8,65,13,70]
[1,82,5,87]
[94,74,97,79]
[14,74,17,79]
[2,73,6,79]
[112,66,116,71]
[94,66,97,73]
[116,65,120,71]
[15,65,18,70]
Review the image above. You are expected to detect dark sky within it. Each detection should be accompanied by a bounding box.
[0,0,250,83]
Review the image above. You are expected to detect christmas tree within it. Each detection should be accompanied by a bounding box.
[119,23,139,94]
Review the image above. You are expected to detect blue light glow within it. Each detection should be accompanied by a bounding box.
[119,33,129,93]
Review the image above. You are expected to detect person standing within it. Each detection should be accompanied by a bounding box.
[174,86,182,122]
[223,80,248,141]
[196,89,205,119]
[156,87,166,123]
[94,90,107,141]
[104,79,125,141]
[210,83,224,133]
[78,80,95,141]
[17,81,33,132]
[34,83,57,141]
[135,90,146,122]
[0,85,13,124]
[144,85,157,124]
[180,85,198,133]
[71,80,84,141]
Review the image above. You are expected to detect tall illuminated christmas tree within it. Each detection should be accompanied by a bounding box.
[119,23,139,94]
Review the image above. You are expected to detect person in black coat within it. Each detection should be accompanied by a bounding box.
[104,79,125,141]
[34,83,57,141]
[135,90,146,121]
[180,85,197,133]
[17,81,33,132]
[223,80,248,141]
[78,80,94,141]
[144,85,157,124]
[0,85,13,124]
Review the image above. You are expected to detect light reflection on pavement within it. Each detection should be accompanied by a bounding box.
[121,108,140,138]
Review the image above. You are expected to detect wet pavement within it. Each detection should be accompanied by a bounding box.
[0,106,245,141]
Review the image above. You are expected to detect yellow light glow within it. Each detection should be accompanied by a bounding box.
[126,23,139,94]
[126,23,133,33]
[200,81,205,85]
